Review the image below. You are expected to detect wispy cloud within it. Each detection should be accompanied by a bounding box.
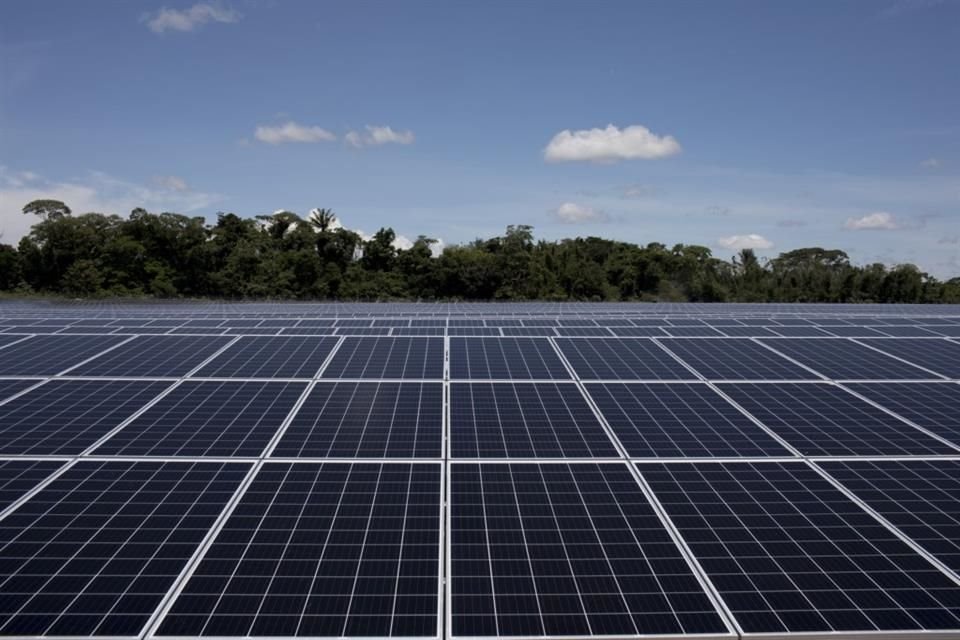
[0,167,222,243]
[716,234,774,250]
[254,121,336,144]
[551,202,609,224]
[845,211,899,230]
[344,125,415,148]
[143,2,241,33]
[879,0,945,18]
[920,157,941,168]
[544,124,681,163]
[152,175,189,191]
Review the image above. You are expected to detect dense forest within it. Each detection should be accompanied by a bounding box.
[2,199,959,302]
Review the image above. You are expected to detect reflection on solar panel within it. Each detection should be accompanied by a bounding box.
[322,337,444,379]
[817,459,960,573]
[0,379,172,455]
[449,463,729,637]
[640,461,960,634]
[857,338,960,378]
[0,458,63,511]
[761,338,939,380]
[0,459,249,636]
[450,383,617,458]
[92,380,307,457]
[0,334,127,375]
[718,382,955,456]
[272,382,443,458]
[660,338,819,380]
[156,462,441,638]
[844,382,960,447]
[554,338,694,380]
[450,338,570,380]
[193,336,339,378]
[67,334,234,376]
[587,383,791,458]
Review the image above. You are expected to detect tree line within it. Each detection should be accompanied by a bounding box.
[2,199,958,302]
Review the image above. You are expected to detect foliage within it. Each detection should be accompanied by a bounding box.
[0,202,957,302]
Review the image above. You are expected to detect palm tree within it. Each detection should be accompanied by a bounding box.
[308,208,337,232]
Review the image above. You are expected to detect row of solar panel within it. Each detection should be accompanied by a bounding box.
[2,334,960,380]
[4,315,960,327]
[6,323,960,339]
[1,377,959,459]
[1,458,960,638]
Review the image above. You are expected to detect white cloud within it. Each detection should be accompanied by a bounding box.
[544,124,681,163]
[143,2,240,33]
[255,122,336,145]
[845,211,899,230]
[345,125,415,148]
[920,157,940,168]
[0,167,222,243]
[621,183,658,199]
[153,175,188,191]
[717,234,774,250]
[551,202,608,223]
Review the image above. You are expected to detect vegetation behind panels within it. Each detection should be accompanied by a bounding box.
[2,199,958,302]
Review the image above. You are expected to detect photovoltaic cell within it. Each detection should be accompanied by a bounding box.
[640,461,960,634]
[761,338,939,380]
[821,326,888,338]
[0,459,250,637]
[449,462,729,638]
[93,380,307,457]
[68,334,234,376]
[587,383,791,458]
[0,379,39,402]
[450,338,571,380]
[817,459,960,574]
[554,338,694,380]
[718,382,955,456]
[0,458,64,512]
[0,335,30,349]
[0,379,172,455]
[844,382,960,448]
[857,338,960,379]
[450,383,618,458]
[660,338,819,381]
[156,462,441,638]
[322,337,444,379]
[272,382,443,458]
[193,336,339,378]
[0,334,127,376]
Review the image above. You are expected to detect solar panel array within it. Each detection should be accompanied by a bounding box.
[1,301,960,640]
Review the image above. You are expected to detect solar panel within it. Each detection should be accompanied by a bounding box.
[874,326,943,337]
[272,382,443,458]
[660,338,820,380]
[447,327,502,336]
[155,462,441,638]
[760,338,940,380]
[929,325,960,337]
[92,380,307,457]
[449,383,618,458]
[770,326,832,337]
[501,327,558,336]
[0,379,39,402]
[450,338,571,380]
[816,459,960,574]
[449,462,730,637]
[717,382,956,456]
[586,383,791,458]
[322,337,444,379]
[67,335,235,376]
[554,338,695,380]
[193,336,339,378]
[663,327,725,337]
[556,327,613,337]
[0,334,128,376]
[0,458,64,512]
[639,461,960,634]
[0,379,172,455]
[717,327,779,338]
[608,326,668,337]
[821,326,888,337]
[0,459,250,636]
[856,338,960,379]
[843,382,960,448]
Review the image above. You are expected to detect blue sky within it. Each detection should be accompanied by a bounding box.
[1,0,958,274]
